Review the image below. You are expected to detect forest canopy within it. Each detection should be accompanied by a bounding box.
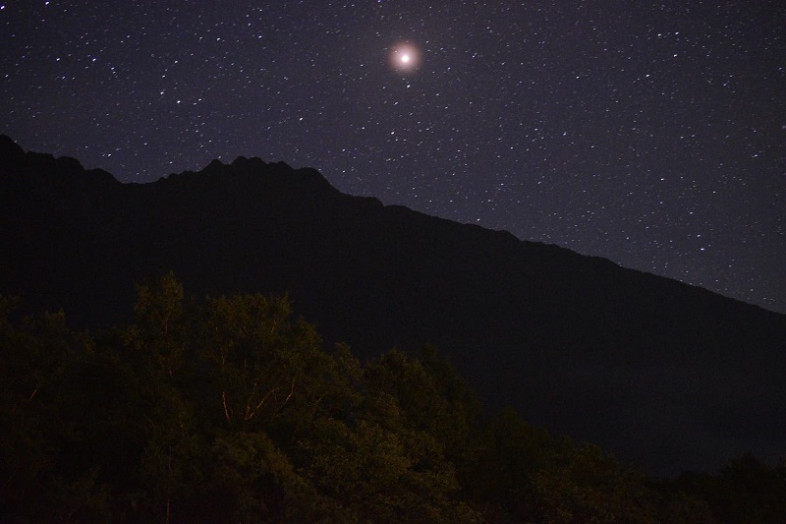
[1,274,784,522]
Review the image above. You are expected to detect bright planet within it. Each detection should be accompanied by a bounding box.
[390,42,420,73]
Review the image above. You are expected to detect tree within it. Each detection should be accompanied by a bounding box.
[196,293,323,430]
[0,303,113,521]
[127,271,186,377]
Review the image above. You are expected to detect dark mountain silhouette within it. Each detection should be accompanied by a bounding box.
[2,134,785,476]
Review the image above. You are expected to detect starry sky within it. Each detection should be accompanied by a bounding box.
[2,1,785,314]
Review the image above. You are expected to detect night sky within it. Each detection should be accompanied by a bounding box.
[2,1,784,314]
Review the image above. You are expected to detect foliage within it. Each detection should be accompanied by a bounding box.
[1,279,784,521]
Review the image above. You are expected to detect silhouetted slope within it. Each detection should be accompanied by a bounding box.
[2,135,785,476]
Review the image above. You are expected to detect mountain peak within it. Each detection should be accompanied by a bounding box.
[151,154,339,199]
[0,137,119,196]
[0,134,25,166]
[204,158,226,172]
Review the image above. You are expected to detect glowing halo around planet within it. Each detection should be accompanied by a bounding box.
[389,42,421,73]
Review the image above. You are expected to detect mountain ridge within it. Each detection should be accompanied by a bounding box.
[2,135,785,476]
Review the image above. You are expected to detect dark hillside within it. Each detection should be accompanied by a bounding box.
[2,135,785,476]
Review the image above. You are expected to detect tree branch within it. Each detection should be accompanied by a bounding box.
[222,390,232,424]
[244,387,279,421]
